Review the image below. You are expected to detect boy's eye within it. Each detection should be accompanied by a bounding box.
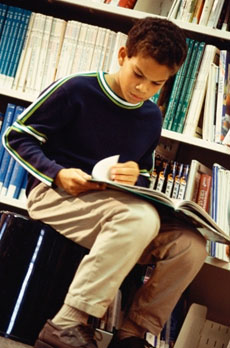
[134,71,142,78]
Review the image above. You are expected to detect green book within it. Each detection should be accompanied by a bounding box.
[163,38,194,130]
[171,41,205,133]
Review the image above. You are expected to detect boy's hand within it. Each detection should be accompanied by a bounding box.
[110,161,139,186]
[54,168,105,196]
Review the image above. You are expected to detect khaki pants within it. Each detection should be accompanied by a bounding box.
[27,183,207,334]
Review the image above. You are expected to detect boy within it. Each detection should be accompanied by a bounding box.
[3,17,207,348]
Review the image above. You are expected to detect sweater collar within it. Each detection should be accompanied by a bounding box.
[97,71,143,109]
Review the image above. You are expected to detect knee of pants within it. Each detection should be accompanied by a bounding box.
[177,228,208,267]
[125,202,161,249]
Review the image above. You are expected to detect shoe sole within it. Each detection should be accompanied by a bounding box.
[34,339,53,348]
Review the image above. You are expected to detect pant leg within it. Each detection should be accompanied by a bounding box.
[27,183,161,318]
[123,215,207,335]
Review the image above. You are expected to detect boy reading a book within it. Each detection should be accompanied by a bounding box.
[4,17,207,348]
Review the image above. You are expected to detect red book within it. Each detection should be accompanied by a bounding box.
[197,173,212,212]
[118,0,137,9]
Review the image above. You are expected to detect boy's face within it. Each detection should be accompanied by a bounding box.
[116,47,172,104]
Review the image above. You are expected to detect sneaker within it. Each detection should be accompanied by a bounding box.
[34,320,98,348]
[107,335,154,348]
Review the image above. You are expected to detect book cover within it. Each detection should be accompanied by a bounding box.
[90,156,230,244]
[183,44,220,136]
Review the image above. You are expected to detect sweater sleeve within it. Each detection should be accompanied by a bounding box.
[3,78,72,187]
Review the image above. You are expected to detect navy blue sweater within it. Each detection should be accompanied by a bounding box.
[3,72,162,195]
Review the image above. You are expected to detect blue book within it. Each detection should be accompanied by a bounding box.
[17,169,27,202]
[0,155,15,196]
[7,161,27,199]
[0,6,14,74]
[0,4,8,39]
[0,105,24,189]
[7,9,31,79]
[1,7,23,77]
[0,103,16,164]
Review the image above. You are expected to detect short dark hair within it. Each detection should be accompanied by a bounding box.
[126,17,187,73]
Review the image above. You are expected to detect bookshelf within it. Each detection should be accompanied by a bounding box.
[0,0,229,345]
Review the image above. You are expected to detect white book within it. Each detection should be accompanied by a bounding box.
[176,0,189,20]
[185,160,212,202]
[168,0,182,19]
[56,20,82,79]
[215,50,230,143]
[134,0,174,16]
[90,27,107,71]
[40,18,66,91]
[199,0,214,26]
[24,13,47,94]
[33,16,53,94]
[12,12,35,91]
[202,63,219,142]
[101,30,116,72]
[183,45,220,136]
[108,31,127,73]
[70,22,89,74]
[207,0,225,28]
[78,24,99,72]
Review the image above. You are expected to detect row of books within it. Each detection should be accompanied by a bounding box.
[161,37,230,143]
[168,0,229,30]
[151,154,230,262]
[0,103,27,204]
[0,3,127,95]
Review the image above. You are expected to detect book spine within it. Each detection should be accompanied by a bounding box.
[0,6,14,75]
[215,50,229,143]
[118,0,137,8]
[163,38,194,130]
[78,24,99,72]
[6,161,27,199]
[174,41,206,133]
[0,4,8,38]
[197,173,212,212]
[12,12,35,90]
[199,0,214,25]
[0,103,16,163]
[1,7,23,82]
[183,45,219,136]
[192,0,205,24]
[0,156,15,196]
[4,9,31,89]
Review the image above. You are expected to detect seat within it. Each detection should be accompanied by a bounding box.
[0,210,88,345]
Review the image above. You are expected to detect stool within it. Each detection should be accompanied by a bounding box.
[0,210,88,345]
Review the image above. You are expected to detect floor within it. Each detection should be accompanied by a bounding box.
[0,336,32,348]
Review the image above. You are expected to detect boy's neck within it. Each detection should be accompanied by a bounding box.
[104,73,123,99]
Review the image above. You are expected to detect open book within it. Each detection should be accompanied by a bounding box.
[90,155,230,244]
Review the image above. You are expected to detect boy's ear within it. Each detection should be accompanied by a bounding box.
[118,46,127,66]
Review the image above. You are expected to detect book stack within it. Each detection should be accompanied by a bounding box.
[168,0,230,30]
[0,103,27,204]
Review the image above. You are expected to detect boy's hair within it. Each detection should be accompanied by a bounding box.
[126,17,187,73]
